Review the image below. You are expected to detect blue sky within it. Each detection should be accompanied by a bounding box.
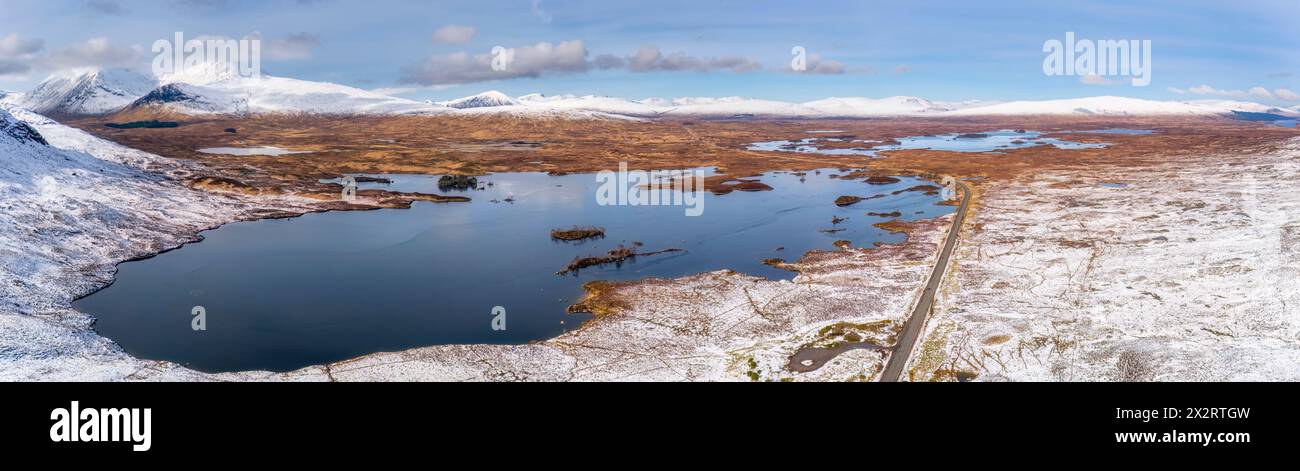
[0,0,1296,103]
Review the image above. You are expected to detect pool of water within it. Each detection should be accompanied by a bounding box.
[874,130,1106,152]
[748,129,1110,156]
[74,169,953,373]
[747,138,879,156]
[198,146,312,156]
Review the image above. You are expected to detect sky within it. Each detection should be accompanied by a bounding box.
[0,0,1297,104]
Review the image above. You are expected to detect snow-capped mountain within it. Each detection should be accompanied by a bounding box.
[124,72,445,116]
[800,96,972,116]
[503,92,1297,119]
[945,96,1300,117]
[1182,100,1298,115]
[2,69,158,116]
[436,90,519,109]
[6,63,1292,119]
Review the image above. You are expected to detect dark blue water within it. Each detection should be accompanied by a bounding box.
[74,169,952,372]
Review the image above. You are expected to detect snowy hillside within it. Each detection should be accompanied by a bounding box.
[436,90,519,109]
[0,103,317,380]
[1,69,157,116]
[129,70,447,116]
[0,103,231,315]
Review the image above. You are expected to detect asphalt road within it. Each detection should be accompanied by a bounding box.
[879,181,971,382]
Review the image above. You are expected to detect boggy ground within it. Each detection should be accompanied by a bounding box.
[47,114,1300,381]
[71,114,1291,198]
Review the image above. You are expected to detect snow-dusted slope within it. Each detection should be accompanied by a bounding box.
[0,104,230,316]
[128,72,446,116]
[2,69,158,116]
[0,103,319,380]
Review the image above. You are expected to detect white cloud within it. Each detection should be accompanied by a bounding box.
[402,40,590,85]
[0,60,29,77]
[627,46,761,73]
[0,33,44,58]
[592,54,625,69]
[401,41,774,85]
[42,37,140,70]
[1080,74,1113,85]
[266,33,320,60]
[1170,84,1300,102]
[433,25,476,44]
[802,54,845,74]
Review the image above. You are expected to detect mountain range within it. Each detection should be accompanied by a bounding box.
[3,68,1297,120]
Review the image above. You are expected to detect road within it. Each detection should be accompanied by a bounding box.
[879,181,971,382]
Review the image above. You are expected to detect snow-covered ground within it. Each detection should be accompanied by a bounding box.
[907,137,1300,381]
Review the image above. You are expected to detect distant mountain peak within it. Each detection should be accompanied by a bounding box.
[439,90,519,109]
[2,68,157,117]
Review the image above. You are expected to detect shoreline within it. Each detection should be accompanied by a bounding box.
[5,112,1297,381]
[68,163,954,377]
